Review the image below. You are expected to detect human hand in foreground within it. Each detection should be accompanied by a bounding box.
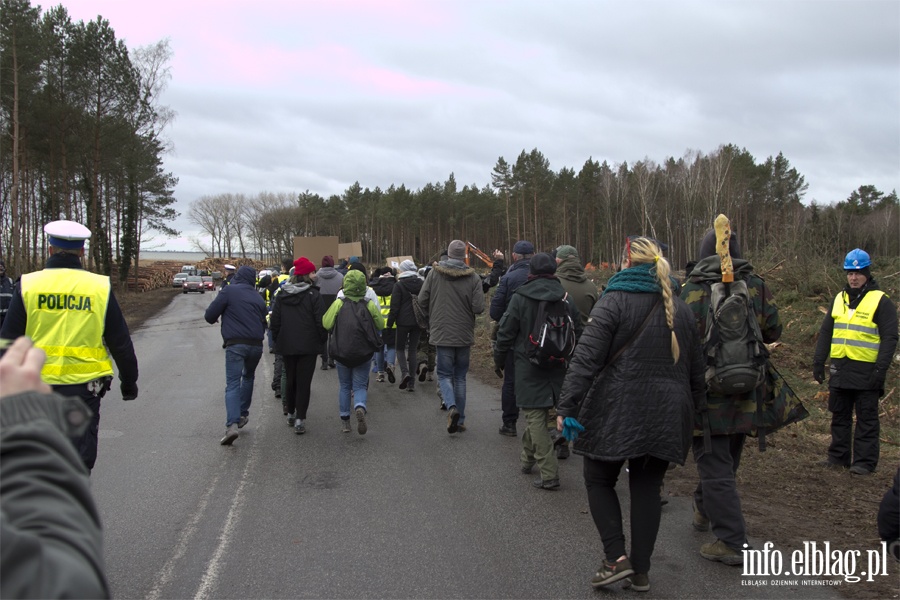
[0,337,52,398]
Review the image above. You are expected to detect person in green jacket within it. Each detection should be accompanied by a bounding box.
[493,253,582,490]
[322,269,385,434]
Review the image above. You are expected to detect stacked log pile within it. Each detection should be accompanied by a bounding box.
[107,258,269,293]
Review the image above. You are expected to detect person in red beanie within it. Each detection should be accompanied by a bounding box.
[270,256,327,434]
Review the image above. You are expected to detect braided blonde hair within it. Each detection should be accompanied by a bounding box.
[627,237,680,364]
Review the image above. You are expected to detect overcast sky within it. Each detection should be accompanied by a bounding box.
[61,0,899,252]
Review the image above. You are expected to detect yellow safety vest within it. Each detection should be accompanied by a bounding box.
[378,295,396,329]
[830,290,884,363]
[22,268,113,384]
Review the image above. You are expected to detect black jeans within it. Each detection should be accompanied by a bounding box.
[693,434,748,551]
[828,388,880,471]
[501,349,519,425]
[282,354,318,419]
[54,383,101,472]
[395,325,422,381]
[583,455,668,574]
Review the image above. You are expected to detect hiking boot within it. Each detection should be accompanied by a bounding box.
[399,375,411,390]
[385,364,395,383]
[220,424,239,446]
[692,501,710,531]
[591,557,634,587]
[819,459,848,470]
[238,415,249,429]
[376,372,385,383]
[320,361,329,370]
[457,424,467,432]
[418,363,428,382]
[294,419,306,435]
[447,406,460,433]
[700,539,743,565]
[499,423,517,437]
[355,407,367,435]
[557,443,570,460]
[341,419,351,433]
[532,478,560,491]
[521,463,535,474]
[286,413,296,426]
[622,573,650,592]
[850,465,873,475]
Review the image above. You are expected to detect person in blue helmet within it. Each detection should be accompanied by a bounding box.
[813,249,898,475]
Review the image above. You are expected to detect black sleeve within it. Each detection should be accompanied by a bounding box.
[0,286,26,340]
[104,290,139,386]
[874,295,899,375]
[813,312,834,368]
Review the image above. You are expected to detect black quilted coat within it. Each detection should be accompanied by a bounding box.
[557,290,706,465]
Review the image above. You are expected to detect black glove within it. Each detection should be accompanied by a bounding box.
[121,382,138,401]
[874,370,886,395]
[813,364,825,384]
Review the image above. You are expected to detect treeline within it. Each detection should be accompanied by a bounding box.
[191,146,898,272]
[0,0,178,283]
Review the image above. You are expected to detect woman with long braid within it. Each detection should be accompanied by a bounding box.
[557,237,706,593]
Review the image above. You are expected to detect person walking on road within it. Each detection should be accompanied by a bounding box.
[205,265,267,446]
[813,249,897,475]
[0,220,139,472]
[682,228,782,565]
[323,269,385,435]
[316,255,343,370]
[417,239,485,434]
[489,240,535,438]
[557,237,705,592]
[270,257,327,435]
[494,253,582,491]
[387,259,424,392]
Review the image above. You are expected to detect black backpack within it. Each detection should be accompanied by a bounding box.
[525,294,576,370]
[703,279,768,395]
[328,298,382,367]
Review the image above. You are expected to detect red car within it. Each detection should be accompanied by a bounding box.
[183,275,204,294]
[202,276,215,291]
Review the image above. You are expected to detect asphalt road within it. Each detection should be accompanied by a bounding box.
[91,291,840,599]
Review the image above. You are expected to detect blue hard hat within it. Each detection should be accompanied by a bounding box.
[843,248,871,270]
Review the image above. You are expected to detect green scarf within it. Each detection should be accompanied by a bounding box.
[603,263,660,295]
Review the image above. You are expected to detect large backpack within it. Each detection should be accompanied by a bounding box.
[703,279,768,395]
[525,294,576,370]
[328,298,382,367]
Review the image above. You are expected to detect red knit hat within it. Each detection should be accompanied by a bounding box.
[293,256,316,276]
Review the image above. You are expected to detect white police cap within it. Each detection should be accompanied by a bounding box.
[224,264,236,270]
[45,220,91,250]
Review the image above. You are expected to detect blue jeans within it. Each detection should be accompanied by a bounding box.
[373,345,396,372]
[436,346,470,423]
[337,361,370,417]
[224,344,263,427]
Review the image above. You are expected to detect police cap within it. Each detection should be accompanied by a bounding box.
[45,220,91,250]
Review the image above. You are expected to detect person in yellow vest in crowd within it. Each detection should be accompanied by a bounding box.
[813,249,898,475]
[0,220,139,472]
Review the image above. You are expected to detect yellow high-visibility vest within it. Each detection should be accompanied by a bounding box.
[22,268,113,384]
[830,290,885,363]
[378,295,396,329]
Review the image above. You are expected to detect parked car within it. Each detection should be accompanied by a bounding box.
[202,276,215,291]
[173,273,189,288]
[183,275,204,294]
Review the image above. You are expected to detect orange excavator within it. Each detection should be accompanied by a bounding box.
[464,241,494,268]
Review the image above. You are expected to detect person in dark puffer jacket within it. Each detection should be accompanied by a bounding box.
[387,259,424,391]
[557,237,705,592]
[270,257,327,434]
[204,265,267,446]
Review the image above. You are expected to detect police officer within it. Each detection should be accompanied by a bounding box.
[221,264,236,288]
[0,220,139,472]
[814,249,898,475]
